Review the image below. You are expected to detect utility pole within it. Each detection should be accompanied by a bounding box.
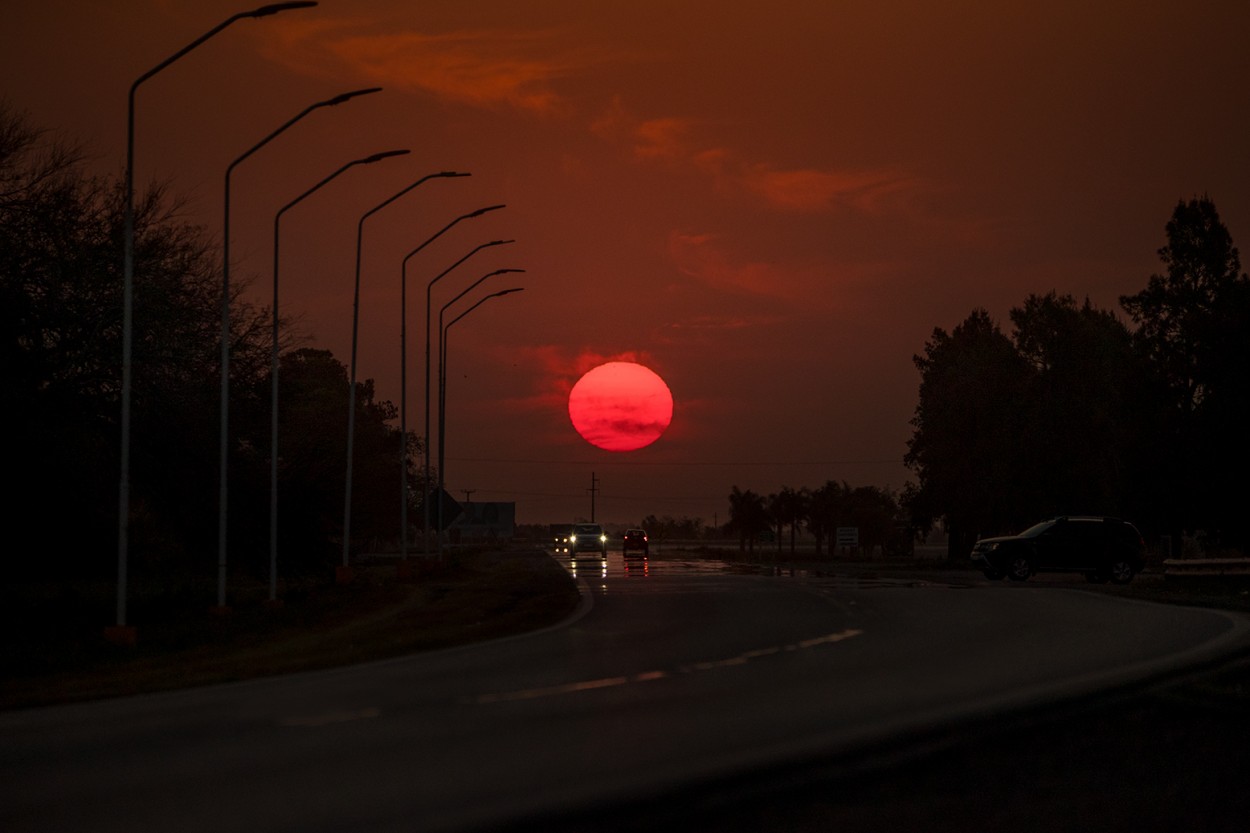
[588,472,599,522]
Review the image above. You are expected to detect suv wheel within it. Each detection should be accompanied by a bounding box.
[1108,559,1135,584]
[1006,556,1032,582]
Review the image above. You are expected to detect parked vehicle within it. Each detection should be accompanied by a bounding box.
[971,516,1146,584]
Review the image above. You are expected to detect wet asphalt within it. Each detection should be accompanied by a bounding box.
[520,556,1250,833]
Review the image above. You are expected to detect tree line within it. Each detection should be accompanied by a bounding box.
[720,196,1249,563]
[2,104,424,582]
[723,483,907,558]
[904,196,1250,559]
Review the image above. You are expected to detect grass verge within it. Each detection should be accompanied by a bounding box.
[1,549,580,711]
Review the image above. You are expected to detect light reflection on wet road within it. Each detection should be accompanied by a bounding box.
[558,550,975,590]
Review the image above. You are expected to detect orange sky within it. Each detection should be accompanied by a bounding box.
[6,1,1249,525]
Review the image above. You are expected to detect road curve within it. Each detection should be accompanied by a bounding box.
[2,555,1247,832]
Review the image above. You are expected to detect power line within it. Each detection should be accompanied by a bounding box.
[447,456,905,468]
[460,488,746,506]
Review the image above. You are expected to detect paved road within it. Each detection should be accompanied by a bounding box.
[3,554,1247,832]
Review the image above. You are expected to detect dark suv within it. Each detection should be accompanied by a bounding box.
[971,516,1146,584]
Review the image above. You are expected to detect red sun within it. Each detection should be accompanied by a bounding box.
[568,361,674,452]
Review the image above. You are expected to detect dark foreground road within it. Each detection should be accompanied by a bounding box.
[523,642,1250,833]
[2,554,1247,832]
[527,560,1250,833]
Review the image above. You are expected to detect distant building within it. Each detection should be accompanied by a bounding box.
[449,502,516,545]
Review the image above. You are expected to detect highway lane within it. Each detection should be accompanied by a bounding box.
[3,553,1248,832]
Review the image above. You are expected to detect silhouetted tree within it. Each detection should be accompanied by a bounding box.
[1009,292,1146,519]
[805,480,845,556]
[1121,196,1250,546]
[1,104,276,572]
[640,514,705,541]
[727,485,769,556]
[1195,278,1250,549]
[902,198,1249,555]
[2,104,406,585]
[232,348,409,571]
[772,486,806,556]
[2,104,114,571]
[766,491,783,557]
[1121,196,1243,415]
[843,485,900,556]
[905,309,1031,559]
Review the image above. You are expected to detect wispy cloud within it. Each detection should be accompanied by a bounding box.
[664,314,770,332]
[257,17,603,114]
[737,163,917,213]
[592,99,920,215]
[665,229,913,310]
[262,19,921,217]
[494,345,658,411]
[666,231,839,301]
[631,117,698,161]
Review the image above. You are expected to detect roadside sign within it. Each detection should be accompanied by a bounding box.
[417,489,463,530]
[836,527,859,548]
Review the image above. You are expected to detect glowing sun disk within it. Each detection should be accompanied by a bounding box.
[568,361,673,452]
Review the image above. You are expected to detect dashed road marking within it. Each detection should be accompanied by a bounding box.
[472,628,863,705]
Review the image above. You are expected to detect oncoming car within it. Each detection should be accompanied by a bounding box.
[622,528,649,557]
[569,523,608,557]
[551,525,573,555]
[971,516,1146,584]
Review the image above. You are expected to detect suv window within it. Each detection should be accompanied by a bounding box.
[1019,521,1054,538]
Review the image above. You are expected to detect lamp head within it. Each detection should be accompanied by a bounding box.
[327,87,383,106]
[249,2,318,17]
[361,149,410,164]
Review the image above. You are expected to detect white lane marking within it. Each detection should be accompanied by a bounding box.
[475,675,633,704]
[472,628,863,705]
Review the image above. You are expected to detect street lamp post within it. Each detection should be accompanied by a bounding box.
[438,287,525,554]
[341,172,470,578]
[267,149,409,603]
[398,206,506,561]
[421,236,513,555]
[398,222,509,559]
[218,86,381,611]
[436,270,525,555]
[115,1,317,640]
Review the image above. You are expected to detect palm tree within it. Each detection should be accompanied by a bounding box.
[806,481,845,556]
[728,485,768,557]
[776,486,809,556]
[767,491,784,558]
